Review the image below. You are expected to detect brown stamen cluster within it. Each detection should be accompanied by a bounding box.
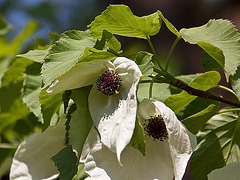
[96,70,122,96]
[144,115,168,141]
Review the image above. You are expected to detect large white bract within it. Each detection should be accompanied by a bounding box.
[47,57,142,163]
[81,99,197,180]
[9,120,66,180]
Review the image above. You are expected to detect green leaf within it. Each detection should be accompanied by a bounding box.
[180,19,240,79]
[128,118,146,156]
[158,11,180,38]
[40,90,64,131]
[0,98,29,132]
[79,47,117,63]
[137,73,202,103]
[89,5,160,39]
[0,55,14,86]
[65,103,77,145]
[164,71,221,113]
[202,49,224,71]
[52,145,78,180]
[41,30,96,87]
[182,104,218,134]
[0,15,12,35]
[21,62,43,122]
[69,87,93,155]
[134,51,154,75]
[230,66,240,97]
[17,49,49,63]
[0,21,39,56]
[94,30,121,52]
[1,58,33,87]
[191,109,240,180]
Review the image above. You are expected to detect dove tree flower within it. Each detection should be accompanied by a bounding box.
[9,120,66,180]
[46,57,142,163]
[80,99,196,180]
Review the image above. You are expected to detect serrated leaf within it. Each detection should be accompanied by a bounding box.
[89,5,160,39]
[164,71,221,113]
[69,87,93,155]
[128,118,146,155]
[180,19,240,79]
[158,11,180,38]
[1,58,33,87]
[17,49,49,63]
[41,30,96,87]
[21,62,43,122]
[62,90,72,114]
[230,66,240,97]
[191,110,240,180]
[182,104,218,134]
[134,51,153,75]
[202,49,224,71]
[40,90,64,131]
[52,145,78,180]
[65,103,76,145]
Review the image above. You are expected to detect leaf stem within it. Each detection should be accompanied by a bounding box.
[170,80,240,108]
[215,85,240,102]
[146,36,164,71]
[219,108,240,114]
[165,37,181,71]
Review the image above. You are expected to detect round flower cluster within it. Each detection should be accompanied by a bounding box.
[96,70,122,96]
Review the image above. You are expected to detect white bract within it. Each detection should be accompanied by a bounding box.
[81,99,196,180]
[208,162,240,180]
[9,120,66,180]
[46,57,142,163]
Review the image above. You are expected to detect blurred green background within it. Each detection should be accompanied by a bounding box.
[0,0,239,179]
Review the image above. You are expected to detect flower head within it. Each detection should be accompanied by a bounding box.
[81,99,196,180]
[47,57,142,163]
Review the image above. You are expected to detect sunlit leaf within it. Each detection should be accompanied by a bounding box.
[180,19,240,79]
[128,118,146,156]
[230,66,240,97]
[135,51,153,76]
[158,11,180,38]
[1,58,32,88]
[40,90,64,131]
[21,62,43,122]
[17,49,49,63]
[41,30,96,87]
[182,104,218,134]
[89,4,160,39]
[164,71,221,113]
[191,109,240,180]
[201,46,224,71]
[94,30,121,52]
[69,87,93,155]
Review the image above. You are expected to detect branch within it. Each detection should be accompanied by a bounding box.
[171,80,240,108]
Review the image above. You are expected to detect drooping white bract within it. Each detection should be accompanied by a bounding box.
[46,57,142,163]
[9,120,66,180]
[81,99,196,180]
